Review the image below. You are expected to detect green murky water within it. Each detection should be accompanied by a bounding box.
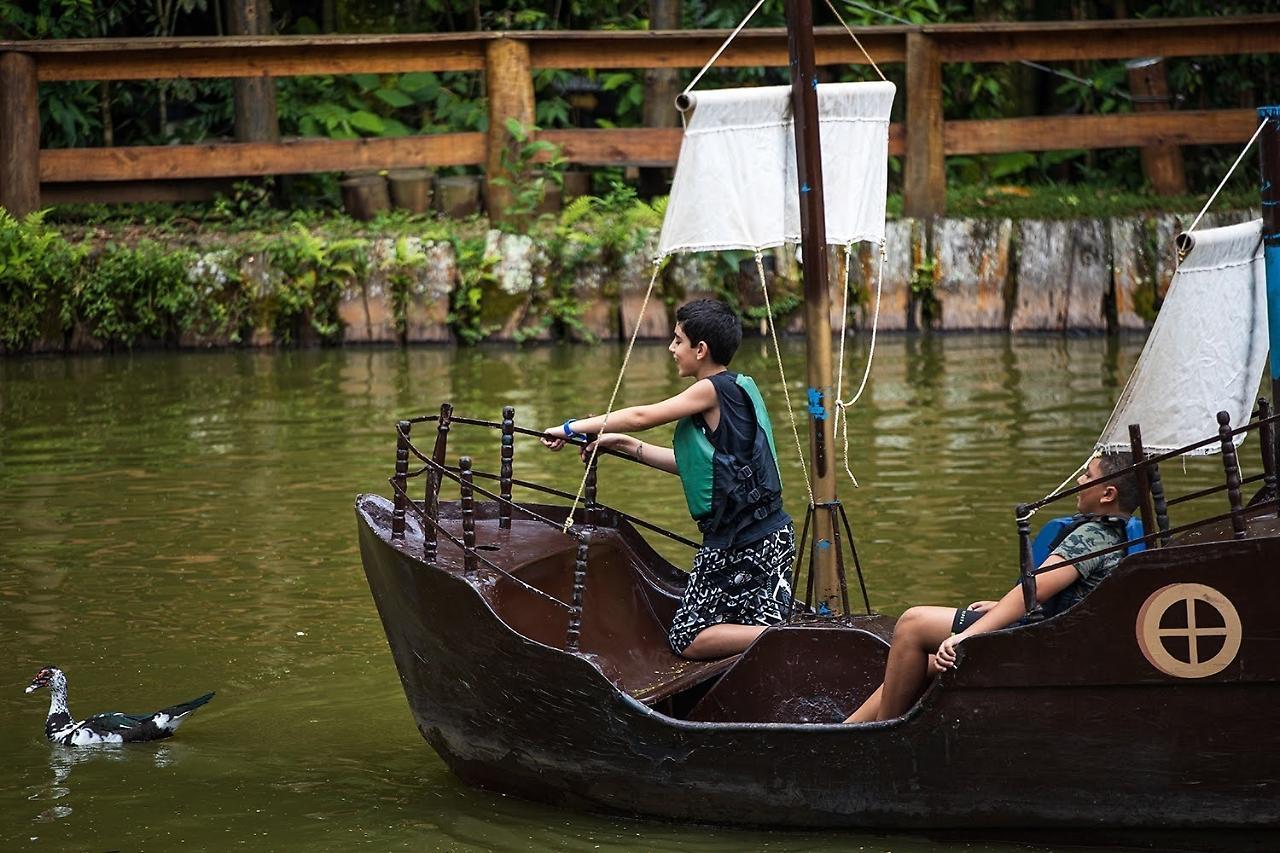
[0,336,1237,851]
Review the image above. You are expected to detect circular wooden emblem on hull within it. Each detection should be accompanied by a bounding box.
[1136,583,1242,679]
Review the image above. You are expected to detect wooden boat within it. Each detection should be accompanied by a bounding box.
[356,5,1280,832]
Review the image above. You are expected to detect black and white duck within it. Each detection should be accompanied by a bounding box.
[25,666,214,746]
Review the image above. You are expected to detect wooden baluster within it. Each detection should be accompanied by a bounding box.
[499,405,515,530]
[566,532,590,652]
[1128,424,1157,548]
[460,456,477,572]
[584,450,599,529]
[1217,411,1247,540]
[424,403,453,562]
[1148,458,1172,546]
[1016,505,1043,622]
[392,420,411,541]
[1258,399,1278,516]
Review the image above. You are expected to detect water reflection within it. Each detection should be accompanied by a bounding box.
[0,336,1236,852]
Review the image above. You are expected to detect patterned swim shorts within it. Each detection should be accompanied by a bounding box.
[668,523,796,655]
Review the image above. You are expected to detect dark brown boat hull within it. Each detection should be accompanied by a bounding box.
[358,494,1280,829]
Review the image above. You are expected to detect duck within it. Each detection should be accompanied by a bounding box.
[25,665,214,746]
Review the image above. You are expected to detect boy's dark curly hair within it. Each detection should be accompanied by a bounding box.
[1097,450,1142,514]
[675,299,741,366]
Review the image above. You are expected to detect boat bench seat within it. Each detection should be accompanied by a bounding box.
[686,624,890,724]
[465,521,742,704]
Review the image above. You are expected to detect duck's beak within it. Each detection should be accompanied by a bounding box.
[25,683,40,694]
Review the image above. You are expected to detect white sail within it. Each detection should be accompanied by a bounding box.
[657,81,895,257]
[1096,219,1269,455]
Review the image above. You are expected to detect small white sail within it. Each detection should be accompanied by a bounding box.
[1096,219,1269,455]
[657,81,895,257]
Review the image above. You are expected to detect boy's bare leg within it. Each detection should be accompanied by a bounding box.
[680,624,767,659]
[875,606,956,720]
[844,684,882,723]
[845,654,945,723]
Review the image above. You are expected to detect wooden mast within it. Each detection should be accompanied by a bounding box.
[1260,106,1280,435]
[785,0,840,609]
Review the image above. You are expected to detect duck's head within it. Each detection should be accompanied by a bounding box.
[25,666,62,694]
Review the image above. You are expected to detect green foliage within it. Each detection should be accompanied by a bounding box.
[259,224,369,343]
[278,71,485,142]
[552,181,663,273]
[69,241,199,346]
[447,234,499,345]
[490,119,568,226]
[910,256,940,327]
[0,210,84,349]
[383,235,429,341]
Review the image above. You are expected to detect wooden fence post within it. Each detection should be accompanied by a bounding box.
[1126,57,1186,196]
[230,0,279,144]
[484,37,536,220]
[904,32,945,220]
[0,52,40,217]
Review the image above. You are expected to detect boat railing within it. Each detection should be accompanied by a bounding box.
[401,407,700,549]
[386,403,714,651]
[1012,404,1280,621]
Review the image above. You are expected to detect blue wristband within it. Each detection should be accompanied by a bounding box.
[562,419,589,441]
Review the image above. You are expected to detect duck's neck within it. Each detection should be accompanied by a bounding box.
[45,675,73,733]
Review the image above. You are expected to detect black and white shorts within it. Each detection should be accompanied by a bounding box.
[668,523,796,655]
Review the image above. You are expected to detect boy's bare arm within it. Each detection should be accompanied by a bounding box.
[542,379,717,445]
[935,558,1080,667]
[585,434,678,474]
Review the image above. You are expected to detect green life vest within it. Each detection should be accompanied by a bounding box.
[672,373,780,522]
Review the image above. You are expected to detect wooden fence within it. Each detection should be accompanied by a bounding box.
[1,15,1278,219]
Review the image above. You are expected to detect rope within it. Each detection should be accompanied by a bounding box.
[681,0,768,99]
[1182,117,1269,248]
[754,250,815,507]
[1017,453,1095,523]
[562,257,666,533]
[841,1,1137,103]
[831,239,886,488]
[820,0,887,82]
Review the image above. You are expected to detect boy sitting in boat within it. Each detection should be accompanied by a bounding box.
[541,299,795,660]
[844,451,1140,723]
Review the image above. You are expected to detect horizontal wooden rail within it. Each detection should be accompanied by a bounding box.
[39,110,1257,182]
[945,109,1260,156]
[40,133,485,182]
[5,17,1279,80]
[3,15,1280,216]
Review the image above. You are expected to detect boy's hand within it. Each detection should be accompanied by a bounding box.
[580,433,625,463]
[935,634,964,669]
[540,426,568,450]
[966,600,997,613]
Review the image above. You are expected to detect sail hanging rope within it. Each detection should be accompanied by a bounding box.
[681,0,769,100]
[831,239,887,488]
[1181,117,1269,258]
[754,251,816,508]
[821,0,888,82]
[561,257,667,534]
[1018,454,1096,523]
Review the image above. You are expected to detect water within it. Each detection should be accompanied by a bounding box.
[0,336,1236,851]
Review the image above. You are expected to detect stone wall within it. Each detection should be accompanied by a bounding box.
[25,211,1261,352]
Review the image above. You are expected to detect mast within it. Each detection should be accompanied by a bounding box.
[785,0,841,609]
[1261,107,1280,438]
